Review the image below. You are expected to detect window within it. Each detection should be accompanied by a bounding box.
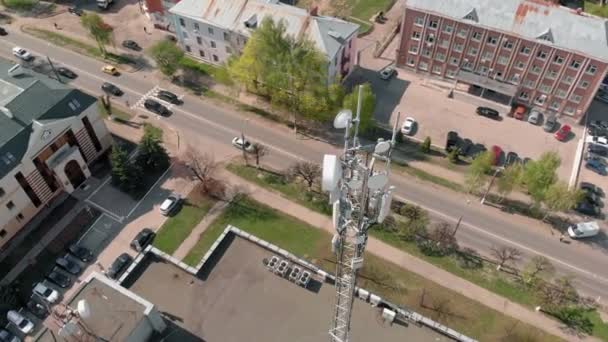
[196,36,202,45]
[536,50,547,60]
[478,65,489,74]
[570,94,582,103]
[534,94,547,105]
[462,61,473,71]
[497,55,509,65]
[468,47,478,56]
[428,20,438,29]
[224,32,230,41]
[495,71,503,80]
[472,32,482,41]
[432,65,442,74]
[555,89,567,98]
[0,187,4,197]
[531,65,542,74]
[194,23,199,31]
[570,60,581,69]
[538,84,551,93]
[426,34,435,43]
[0,229,5,238]
[6,201,14,210]
[520,46,531,55]
[586,64,597,75]
[226,46,231,53]
[503,40,513,50]
[449,57,459,66]
[443,25,453,34]
[210,41,216,48]
[199,50,205,58]
[510,73,521,83]
[519,91,529,100]
[446,69,456,78]
[523,79,534,88]
[549,101,560,110]
[580,80,590,89]
[553,55,564,64]
[182,31,188,38]
[435,53,446,62]
[179,18,185,27]
[185,45,191,52]
[562,75,574,85]
[407,58,415,66]
[454,44,463,52]
[439,39,449,48]
[208,27,214,35]
[515,61,525,69]
[414,17,424,26]
[486,36,497,45]
[482,51,493,60]
[213,54,219,62]
[457,29,468,38]
[412,31,421,40]
[564,107,575,115]
[16,213,23,221]
[419,61,429,71]
[422,49,431,57]
[408,45,418,54]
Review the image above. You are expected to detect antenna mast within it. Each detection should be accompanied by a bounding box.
[325,85,398,342]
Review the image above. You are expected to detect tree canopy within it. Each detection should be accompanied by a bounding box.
[80,13,114,56]
[523,152,561,204]
[148,40,185,77]
[342,83,376,133]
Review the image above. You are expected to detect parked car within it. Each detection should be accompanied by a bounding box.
[458,138,473,156]
[589,125,608,138]
[543,115,557,132]
[101,82,123,96]
[0,329,19,342]
[583,191,602,207]
[580,182,604,197]
[379,66,396,80]
[12,47,33,61]
[7,311,33,335]
[160,193,181,216]
[527,110,542,125]
[568,221,600,239]
[588,144,608,157]
[586,159,607,175]
[68,6,83,15]
[144,99,170,116]
[513,105,526,120]
[122,40,141,51]
[476,106,500,119]
[231,137,255,152]
[596,91,608,104]
[575,200,601,217]
[130,228,155,252]
[400,117,416,135]
[68,244,93,262]
[157,90,180,104]
[554,124,571,141]
[32,282,59,304]
[445,131,459,152]
[505,152,519,166]
[57,67,77,79]
[0,27,7,36]
[101,65,119,76]
[491,145,503,165]
[26,299,48,319]
[55,255,81,275]
[46,267,71,288]
[107,253,133,280]
[593,136,608,147]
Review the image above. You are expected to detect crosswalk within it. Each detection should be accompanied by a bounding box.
[131,86,185,118]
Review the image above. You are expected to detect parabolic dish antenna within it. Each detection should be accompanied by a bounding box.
[77,299,91,319]
[333,109,353,129]
[374,141,391,154]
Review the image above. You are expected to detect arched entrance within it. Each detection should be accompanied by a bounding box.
[64,160,85,189]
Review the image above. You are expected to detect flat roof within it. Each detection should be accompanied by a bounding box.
[126,235,451,342]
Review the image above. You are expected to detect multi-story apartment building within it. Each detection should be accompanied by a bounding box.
[397,0,608,120]
[169,0,360,83]
[0,60,112,249]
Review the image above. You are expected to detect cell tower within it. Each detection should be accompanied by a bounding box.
[324,85,397,342]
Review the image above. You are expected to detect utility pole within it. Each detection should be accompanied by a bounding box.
[480,168,501,205]
[47,56,61,83]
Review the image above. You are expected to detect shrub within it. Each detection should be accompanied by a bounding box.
[551,306,593,335]
[3,0,38,10]
[420,137,431,153]
[448,147,460,163]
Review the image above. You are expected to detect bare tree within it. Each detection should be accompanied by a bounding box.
[185,148,218,192]
[419,289,454,322]
[522,255,555,285]
[537,276,578,310]
[252,143,268,169]
[289,161,321,191]
[490,245,522,271]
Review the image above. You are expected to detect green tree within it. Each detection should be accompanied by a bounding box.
[80,13,114,57]
[342,83,376,133]
[496,163,523,201]
[542,181,582,221]
[447,147,459,163]
[420,137,431,153]
[523,152,561,205]
[397,203,429,241]
[552,307,594,335]
[110,145,129,187]
[0,285,20,327]
[148,40,185,77]
[137,125,170,172]
[465,150,493,194]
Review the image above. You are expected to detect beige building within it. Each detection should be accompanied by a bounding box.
[0,60,112,249]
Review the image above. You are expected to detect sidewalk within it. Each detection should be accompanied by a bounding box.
[172,201,229,260]
[218,169,596,342]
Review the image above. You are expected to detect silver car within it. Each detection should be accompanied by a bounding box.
[7,310,33,335]
[528,110,542,125]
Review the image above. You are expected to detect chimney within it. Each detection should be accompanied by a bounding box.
[309,6,318,16]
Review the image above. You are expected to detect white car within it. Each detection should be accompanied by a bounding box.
[33,282,59,303]
[592,136,608,146]
[7,310,34,335]
[159,193,181,216]
[568,221,600,239]
[231,137,255,153]
[379,66,397,80]
[401,117,416,135]
[12,47,32,61]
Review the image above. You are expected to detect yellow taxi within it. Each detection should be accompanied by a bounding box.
[101,65,119,76]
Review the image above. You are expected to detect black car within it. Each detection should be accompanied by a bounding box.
[68,244,94,262]
[0,27,7,36]
[0,329,17,342]
[157,90,180,104]
[575,200,601,217]
[589,126,608,138]
[68,6,83,15]
[588,144,608,156]
[57,67,77,79]
[476,106,500,119]
[583,191,603,207]
[122,40,141,51]
[580,182,604,197]
[46,267,71,288]
[27,299,48,319]
[130,228,155,252]
[107,253,133,280]
[55,255,81,275]
[102,82,123,96]
[445,131,459,152]
[505,152,519,166]
[458,138,473,156]
[144,99,169,116]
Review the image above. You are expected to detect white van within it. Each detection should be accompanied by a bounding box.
[567,221,600,239]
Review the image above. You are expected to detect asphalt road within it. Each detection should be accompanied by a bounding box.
[2,27,608,301]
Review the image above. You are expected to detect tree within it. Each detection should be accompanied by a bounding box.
[148,40,185,77]
[185,148,218,191]
[447,147,459,163]
[523,151,561,205]
[552,306,593,335]
[522,255,555,285]
[342,83,376,133]
[496,163,523,201]
[110,145,130,187]
[418,223,458,257]
[289,161,321,190]
[397,203,429,241]
[80,13,114,57]
[420,137,431,153]
[252,143,268,169]
[0,285,20,327]
[542,181,583,221]
[490,245,521,270]
[465,150,494,194]
[137,125,170,172]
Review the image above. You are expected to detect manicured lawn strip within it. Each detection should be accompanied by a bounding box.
[153,191,215,254]
[585,1,608,18]
[97,102,133,122]
[182,197,562,341]
[179,57,233,85]
[350,0,394,22]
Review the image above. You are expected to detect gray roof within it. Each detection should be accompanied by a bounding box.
[170,0,359,59]
[406,0,608,61]
[0,58,96,179]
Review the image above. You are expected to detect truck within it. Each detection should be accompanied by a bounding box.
[567,221,600,239]
[97,0,113,9]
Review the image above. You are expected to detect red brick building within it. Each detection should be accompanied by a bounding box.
[397,0,608,120]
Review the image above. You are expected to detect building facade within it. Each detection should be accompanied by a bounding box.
[0,61,112,249]
[397,0,608,119]
[169,0,359,83]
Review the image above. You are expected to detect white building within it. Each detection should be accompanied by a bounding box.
[169,0,360,83]
[0,60,112,249]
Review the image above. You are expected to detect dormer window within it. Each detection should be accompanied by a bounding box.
[463,8,478,22]
[537,29,554,43]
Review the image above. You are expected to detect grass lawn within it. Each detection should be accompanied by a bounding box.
[179,57,233,86]
[23,27,133,65]
[585,1,608,17]
[182,196,562,342]
[349,0,394,21]
[153,187,216,255]
[97,102,133,122]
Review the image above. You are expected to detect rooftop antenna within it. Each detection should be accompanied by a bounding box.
[324,84,398,342]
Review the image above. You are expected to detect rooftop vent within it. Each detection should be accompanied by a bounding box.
[244,14,258,29]
[463,8,478,22]
[537,29,554,43]
[7,64,24,78]
[0,107,13,119]
[68,99,81,111]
